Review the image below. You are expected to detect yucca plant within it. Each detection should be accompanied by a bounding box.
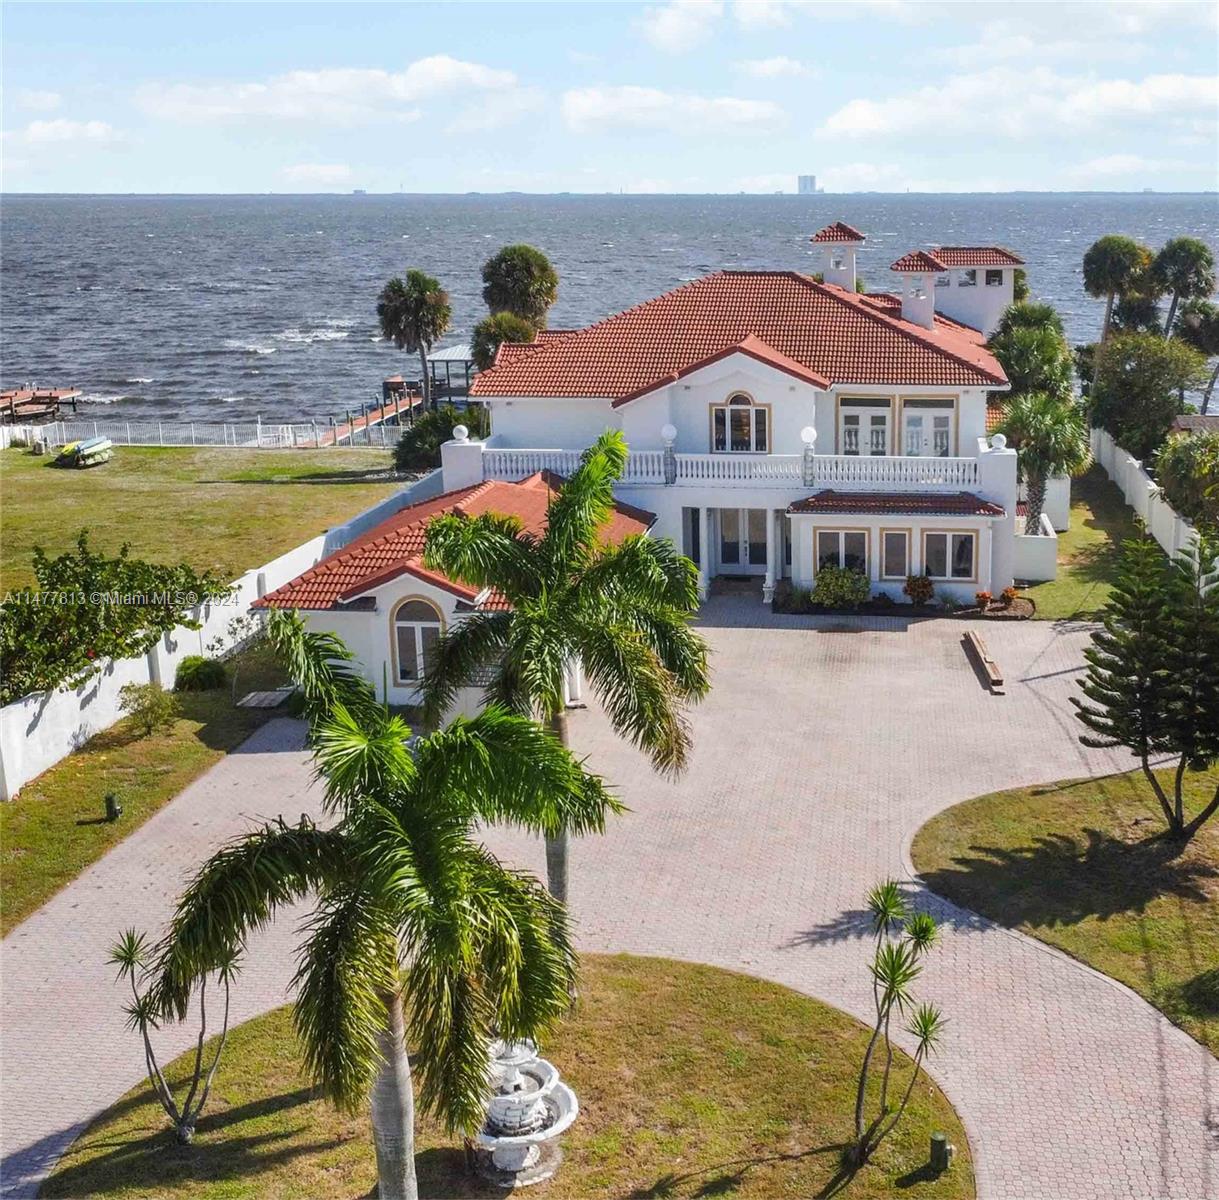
[145,610,620,1200]
[848,881,945,1168]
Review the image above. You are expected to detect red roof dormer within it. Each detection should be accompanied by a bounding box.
[811,221,865,244]
[890,250,948,273]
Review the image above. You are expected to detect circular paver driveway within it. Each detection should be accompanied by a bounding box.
[2,598,1216,1198]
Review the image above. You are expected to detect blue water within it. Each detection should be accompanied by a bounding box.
[2,193,1216,423]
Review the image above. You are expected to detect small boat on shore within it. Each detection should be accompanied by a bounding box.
[54,436,113,468]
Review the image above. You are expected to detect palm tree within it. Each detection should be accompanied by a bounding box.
[1152,237,1216,340]
[987,323,1074,400]
[998,391,1092,535]
[481,245,559,329]
[420,431,711,903]
[1176,298,1219,413]
[148,611,618,1200]
[1083,235,1151,341]
[471,311,537,371]
[377,270,452,409]
[990,300,1065,341]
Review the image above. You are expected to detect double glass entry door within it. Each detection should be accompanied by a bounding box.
[719,508,768,574]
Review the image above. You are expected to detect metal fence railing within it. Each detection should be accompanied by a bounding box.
[9,418,398,451]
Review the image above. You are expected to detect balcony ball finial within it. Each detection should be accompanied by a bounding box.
[990,432,1007,450]
[801,426,817,447]
[452,424,469,443]
[661,423,677,445]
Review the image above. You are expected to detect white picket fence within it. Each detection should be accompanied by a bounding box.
[1090,427,1199,558]
[0,469,445,801]
[2,417,394,450]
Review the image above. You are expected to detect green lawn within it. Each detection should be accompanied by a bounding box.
[0,445,403,590]
[1024,467,1142,620]
[911,766,1219,1052]
[42,955,974,1200]
[0,641,290,935]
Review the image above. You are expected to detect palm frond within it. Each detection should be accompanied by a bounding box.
[581,534,701,614]
[595,604,711,702]
[418,609,512,726]
[413,706,622,837]
[311,703,416,814]
[579,621,691,776]
[292,884,400,1113]
[540,431,628,574]
[150,818,349,1019]
[423,512,539,601]
[267,609,381,729]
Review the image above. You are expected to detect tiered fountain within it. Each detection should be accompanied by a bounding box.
[475,1038,579,1187]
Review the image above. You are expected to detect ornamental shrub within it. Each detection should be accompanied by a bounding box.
[975,591,993,609]
[812,565,870,609]
[1001,585,1019,605]
[119,682,179,737]
[175,655,227,692]
[1154,432,1219,532]
[393,403,490,472]
[903,573,935,606]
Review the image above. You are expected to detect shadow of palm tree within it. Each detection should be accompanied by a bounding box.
[626,1143,846,1199]
[919,827,1216,932]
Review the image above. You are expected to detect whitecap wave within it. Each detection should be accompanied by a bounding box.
[124,377,154,384]
[224,339,277,355]
[81,393,126,405]
[274,327,351,344]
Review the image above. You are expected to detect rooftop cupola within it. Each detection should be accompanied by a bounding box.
[889,250,947,330]
[810,221,865,290]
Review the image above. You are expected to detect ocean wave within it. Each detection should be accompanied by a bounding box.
[81,393,126,405]
[274,327,351,344]
[224,339,277,355]
[124,377,154,384]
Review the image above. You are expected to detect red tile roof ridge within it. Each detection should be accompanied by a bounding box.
[811,221,866,243]
[889,250,949,273]
[932,246,1025,267]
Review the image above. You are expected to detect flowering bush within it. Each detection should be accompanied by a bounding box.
[903,573,935,606]
[975,590,993,609]
[1001,585,1019,605]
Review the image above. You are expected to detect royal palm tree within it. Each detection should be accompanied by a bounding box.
[481,245,559,329]
[420,430,711,902]
[377,270,452,409]
[1152,236,1216,340]
[1083,235,1151,341]
[998,391,1092,535]
[148,611,618,1200]
[1176,298,1219,413]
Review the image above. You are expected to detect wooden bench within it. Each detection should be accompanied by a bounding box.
[963,631,1004,692]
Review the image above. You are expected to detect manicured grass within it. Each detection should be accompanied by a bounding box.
[1024,467,1142,620]
[0,642,289,935]
[42,955,974,1200]
[912,766,1219,1052]
[0,445,402,591]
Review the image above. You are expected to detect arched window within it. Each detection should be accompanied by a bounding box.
[392,598,443,683]
[710,392,770,453]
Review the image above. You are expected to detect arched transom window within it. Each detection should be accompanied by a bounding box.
[711,392,770,453]
[393,598,443,684]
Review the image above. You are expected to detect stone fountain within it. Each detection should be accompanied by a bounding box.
[475,1038,579,1187]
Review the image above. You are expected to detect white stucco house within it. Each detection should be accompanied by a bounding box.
[260,221,1058,699]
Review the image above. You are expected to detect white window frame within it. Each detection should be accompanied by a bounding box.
[985,268,1004,287]
[922,530,977,582]
[711,392,770,453]
[392,597,444,684]
[958,269,977,288]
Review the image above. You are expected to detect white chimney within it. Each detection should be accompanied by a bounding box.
[890,251,946,330]
[810,222,865,291]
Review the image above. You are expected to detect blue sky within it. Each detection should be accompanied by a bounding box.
[3,1,1217,194]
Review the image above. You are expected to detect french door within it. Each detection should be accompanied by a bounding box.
[718,508,768,575]
[903,408,953,456]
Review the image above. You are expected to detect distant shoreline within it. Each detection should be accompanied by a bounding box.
[4,190,1218,200]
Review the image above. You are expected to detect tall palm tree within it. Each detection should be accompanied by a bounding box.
[998,391,1092,535]
[1152,236,1216,340]
[148,611,618,1200]
[1176,298,1219,413]
[987,323,1074,400]
[471,311,536,371]
[481,245,559,329]
[377,270,452,409]
[990,300,1065,341]
[1083,235,1151,341]
[420,431,711,903]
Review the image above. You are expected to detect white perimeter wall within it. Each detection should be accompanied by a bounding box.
[0,470,444,801]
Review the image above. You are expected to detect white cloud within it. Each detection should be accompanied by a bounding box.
[562,86,783,134]
[280,162,353,186]
[735,56,808,78]
[446,87,545,133]
[818,68,1219,139]
[8,119,119,146]
[638,0,723,52]
[730,0,791,29]
[16,89,62,112]
[135,56,517,123]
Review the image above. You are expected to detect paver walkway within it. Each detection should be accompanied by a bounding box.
[2,598,1216,1199]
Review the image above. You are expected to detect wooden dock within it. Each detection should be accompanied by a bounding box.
[321,392,423,446]
[2,387,81,425]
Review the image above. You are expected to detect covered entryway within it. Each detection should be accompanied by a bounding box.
[684,506,792,600]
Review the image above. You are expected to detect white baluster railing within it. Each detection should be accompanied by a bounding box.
[809,454,980,491]
[672,454,802,485]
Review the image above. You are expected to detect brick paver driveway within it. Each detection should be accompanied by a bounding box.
[2,597,1216,1199]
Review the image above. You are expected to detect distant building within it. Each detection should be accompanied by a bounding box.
[798,174,817,195]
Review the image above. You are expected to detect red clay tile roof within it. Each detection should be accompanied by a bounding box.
[986,398,1007,433]
[470,271,1007,400]
[889,250,949,273]
[811,221,865,243]
[788,490,1005,517]
[255,473,654,612]
[932,247,1024,268]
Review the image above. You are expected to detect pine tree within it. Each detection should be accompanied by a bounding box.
[1072,538,1178,828]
